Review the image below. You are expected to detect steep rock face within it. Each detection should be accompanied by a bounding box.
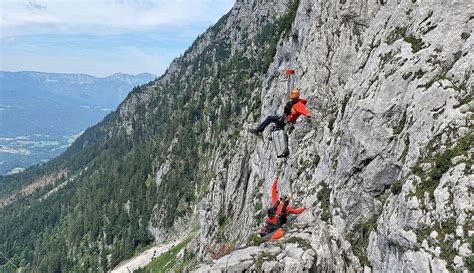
[137,0,295,243]
[195,0,473,271]
[1,0,471,271]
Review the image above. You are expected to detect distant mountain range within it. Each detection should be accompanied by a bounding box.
[0,71,156,137]
[0,71,155,175]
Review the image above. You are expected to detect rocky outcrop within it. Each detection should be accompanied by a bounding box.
[193,0,473,272]
[196,219,361,272]
[2,0,471,271]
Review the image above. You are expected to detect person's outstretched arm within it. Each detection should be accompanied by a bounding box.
[287,206,305,214]
[293,102,311,117]
[271,177,278,206]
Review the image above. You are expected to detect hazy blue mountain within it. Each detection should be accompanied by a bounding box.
[0,71,155,174]
[0,71,155,136]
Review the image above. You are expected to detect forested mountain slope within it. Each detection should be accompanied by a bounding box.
[1,0,296,271]
[1,0,472,272]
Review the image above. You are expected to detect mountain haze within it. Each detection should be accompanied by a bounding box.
[0,71,156,136]
[0,0,472,272]
[0,71,155,175]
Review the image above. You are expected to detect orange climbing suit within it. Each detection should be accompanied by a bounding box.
[286,99,311,124]
[263,177,305,240]
[266,177,305,226]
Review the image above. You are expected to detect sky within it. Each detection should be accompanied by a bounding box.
[0,0,235,77]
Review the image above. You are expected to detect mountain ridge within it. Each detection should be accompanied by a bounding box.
[0,71,156,175]
[0,71,156,79]
[0,70,156,136]
[0,0,472,272]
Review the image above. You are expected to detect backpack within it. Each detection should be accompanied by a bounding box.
[283,100,298,116]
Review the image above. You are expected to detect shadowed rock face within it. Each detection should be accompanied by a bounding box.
[189,0,472,271]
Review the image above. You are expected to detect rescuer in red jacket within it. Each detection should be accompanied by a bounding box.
[249,89,311,135]
[260,177,305,237]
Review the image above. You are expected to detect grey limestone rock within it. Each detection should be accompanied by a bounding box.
[150,0,473,271]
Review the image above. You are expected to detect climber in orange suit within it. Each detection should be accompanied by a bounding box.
[260,177,305,238]
[249,89,311,135]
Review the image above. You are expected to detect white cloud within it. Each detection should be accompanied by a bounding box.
[0,0,235,76]
[1,0,235,37]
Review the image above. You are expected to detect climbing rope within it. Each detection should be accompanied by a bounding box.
[275,156,289,177]
[274,68,295,178]
[285,69,295,94]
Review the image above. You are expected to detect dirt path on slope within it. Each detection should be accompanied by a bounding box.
[110,238,185,273]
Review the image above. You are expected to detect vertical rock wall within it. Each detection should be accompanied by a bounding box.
[196,0,473,271]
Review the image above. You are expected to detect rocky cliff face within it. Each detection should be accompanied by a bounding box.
[190,0,473,272]
[1,0,471,272]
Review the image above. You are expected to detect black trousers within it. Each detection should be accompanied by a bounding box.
[256,115,285,132]
[260,222,278,237]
